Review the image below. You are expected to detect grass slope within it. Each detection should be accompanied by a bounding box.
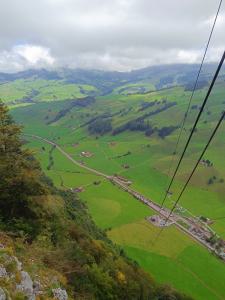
[8,76,225,300]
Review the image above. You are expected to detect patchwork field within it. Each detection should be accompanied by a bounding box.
[5,67,225,300]
[22,134,225,300]
[0,78,97,104]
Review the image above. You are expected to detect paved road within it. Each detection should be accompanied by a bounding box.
[25,134,221,256]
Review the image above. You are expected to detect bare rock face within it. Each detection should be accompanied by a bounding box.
[33,280,42,295]
[13,256,22,271]
[16,271,35,300]
[52,288,68,300]
[0,267,7,278]
[0,288,6,300]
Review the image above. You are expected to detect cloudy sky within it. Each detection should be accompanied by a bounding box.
[0,0,224,72]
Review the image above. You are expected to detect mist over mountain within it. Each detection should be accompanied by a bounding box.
[0,63,223,96]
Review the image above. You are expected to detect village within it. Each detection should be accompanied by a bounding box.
[110,175,225,261]
[70,171,225,261]
[72,147,225,261]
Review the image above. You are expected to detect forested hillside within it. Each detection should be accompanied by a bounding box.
[0,101,193,299]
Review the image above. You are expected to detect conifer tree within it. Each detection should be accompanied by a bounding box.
[0,102,46,237]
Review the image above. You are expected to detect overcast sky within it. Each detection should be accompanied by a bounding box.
[0,0,224,72]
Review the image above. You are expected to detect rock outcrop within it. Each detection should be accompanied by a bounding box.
[0,267,7,278]
[16,271,35,300]
[0,244,69,300]
[0,288,6,300]
[52,287,68,300]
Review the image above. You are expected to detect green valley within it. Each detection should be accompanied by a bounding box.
[1,64,225,300]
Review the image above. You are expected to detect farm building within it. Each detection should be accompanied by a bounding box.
[114,175,132,185]
[71,186,85,193]
[147,215,174,227]
[80,151,93,158]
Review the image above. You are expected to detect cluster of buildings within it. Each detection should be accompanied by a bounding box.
[113,175,132,185]
[147,215,174,227]
[114,176,225,261]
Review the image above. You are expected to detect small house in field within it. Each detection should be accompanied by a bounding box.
[167,191,173,198]
[122,164,130,169]
[80,151,93,158]
[147,215,173,227]
[115,175,132,185]
[72,186,85,193]
[200,159,213,167]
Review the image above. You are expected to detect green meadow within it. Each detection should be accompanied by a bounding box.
[24,136,225,300]
[7,75,225,300]
[0,78,97,103]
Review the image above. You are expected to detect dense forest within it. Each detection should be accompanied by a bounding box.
[0,101,193,299]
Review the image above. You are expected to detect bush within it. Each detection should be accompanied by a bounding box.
[158,126,178,138]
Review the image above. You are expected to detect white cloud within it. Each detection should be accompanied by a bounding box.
[0,44,55,72]
[202,13,225,28]
[0,0,224,72]
[15,45,54,65]
[177,50,201,64]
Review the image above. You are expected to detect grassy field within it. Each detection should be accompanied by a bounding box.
[9,76,225,300]
[23,135,225,300]
[0,79,97,104]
